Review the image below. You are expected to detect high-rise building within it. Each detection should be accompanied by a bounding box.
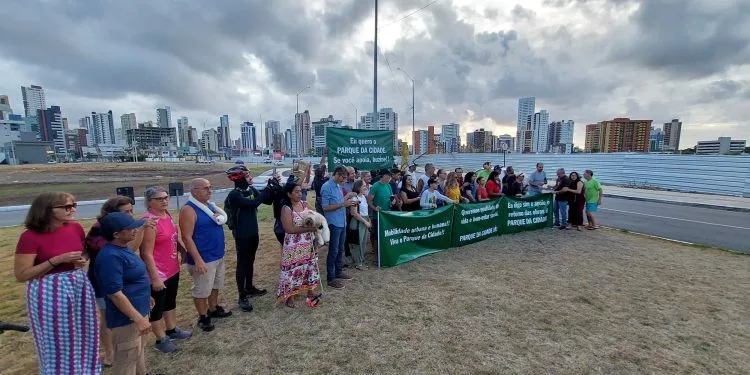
[441,123,460,153]
[177,117,189,147]
[264,120,280,149]
[285,128,294,154]
[240,122,257,151]
[37,106,67,158]
[497,134,515,152]
[516,97,535,152]
[548,120,574,154]
[427,126,436,154]
[188,127,199,148]
[273,133,285,152]
[360,108,399,150]
[584,118,652,153]
[218,115,231,149]
[64,129,82,158]
[412,130,428,155]
[696,137,746,155]
[470,128,493,152]
[531,110,550,153]
[127,127,177,148]
[156,106,172,128]
[662,119,682,152]
[294,110,311,156]
[200,128,219,152]
[21,85,46,118]
[650,128,664,152]
[0,95,13,120]
[311,115,344,156]
[121,113,137,131]
[91,111,116,145]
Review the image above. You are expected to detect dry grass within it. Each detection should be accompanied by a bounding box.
[1,210,748,374]
[0,162,269,205]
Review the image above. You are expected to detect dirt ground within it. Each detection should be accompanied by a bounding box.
[0,162,269,205]
[1,212,748,374]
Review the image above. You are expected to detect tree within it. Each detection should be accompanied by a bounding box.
[400,143,409,170]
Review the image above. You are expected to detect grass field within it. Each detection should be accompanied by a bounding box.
[1,202,748,374]
[0,162,270,205]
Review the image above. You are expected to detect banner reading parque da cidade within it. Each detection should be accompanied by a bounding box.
[378,194,554,267]
[326,128,394,172]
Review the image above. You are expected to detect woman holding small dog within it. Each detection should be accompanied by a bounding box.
[277,181,323,308]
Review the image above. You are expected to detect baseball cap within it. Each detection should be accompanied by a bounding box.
[101,212,145,238]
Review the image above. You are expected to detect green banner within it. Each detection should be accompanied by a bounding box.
[500,194,554,234]
[378,206,453,267]
[451,199,501,247]
[326,128,394,171]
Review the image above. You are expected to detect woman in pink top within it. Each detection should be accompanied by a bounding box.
[140,186,191,353]
[14,192,100,374]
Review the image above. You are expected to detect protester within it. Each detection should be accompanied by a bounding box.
[312,165,329,215]
[565,171,586,231]
[502,166,516,190]
[225,165,267,314]
[265,172,291,245]
[321,166,357,289]
[552,168,573,229]
[420,177,456,209]
[476,177,489,201]
[399,174,421,211]
[95,212,153,375]
[389,168,403,210]
[504,173,526,197]
[368,169,393,251]
[417,163,435,194]
[15,192,100,375]
[444,172,465,203]
[462,172,477,202]
[179,178,232,332]
[476,161,492,182]
[455,167,464,185]
[408,162,422,182]
[342,166,355,195]
[527,163,547,196]
[583,169,603,230]
[85,195,149,366]
[360,171,372,198]
[347,180,372,270]
[140,187,191,354]
[486,171,503,199]
[278,181,322,308]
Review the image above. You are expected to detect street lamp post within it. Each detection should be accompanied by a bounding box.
[348,101,358,128]
[397,67,416,148]
[295,85,311,157]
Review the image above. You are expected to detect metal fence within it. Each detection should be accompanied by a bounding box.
[397,153,750,197]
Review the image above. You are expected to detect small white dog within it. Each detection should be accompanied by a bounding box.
[301,211,330,245]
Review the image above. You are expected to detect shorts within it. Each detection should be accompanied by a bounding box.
[187,258,225,299]
[586,203,599,212]
[96,297,106,311]
[149,273,180,322]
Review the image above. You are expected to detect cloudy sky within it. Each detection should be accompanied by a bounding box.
[1,0,749,149]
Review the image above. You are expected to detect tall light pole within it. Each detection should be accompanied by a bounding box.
[348,101,358,128]
[373,0,378,116]
[295,85,311,158]
[296,85,310,116]
[397,67,416,134]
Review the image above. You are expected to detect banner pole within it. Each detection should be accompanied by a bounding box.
[377,210,381,269]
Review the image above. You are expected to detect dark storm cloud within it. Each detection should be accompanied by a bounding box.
[511,5,536,21]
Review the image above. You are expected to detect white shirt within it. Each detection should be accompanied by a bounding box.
[350,194,369,217]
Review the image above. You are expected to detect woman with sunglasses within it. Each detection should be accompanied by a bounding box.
[399,174,421,212]
[140,186,192,354]
[14,192,100,374]
[85,196,153,367]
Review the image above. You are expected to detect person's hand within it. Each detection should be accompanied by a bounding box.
[152,279,165,292]
[194,260,208,275]
[135,316,152,336]
[345,200,357,208]
[365,221,372,229]
[51,251,84,266]
[72,256,89,269]
[144,217,158,229]
[150,297,156,309]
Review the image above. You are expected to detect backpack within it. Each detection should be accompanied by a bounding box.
[224,189,242,230]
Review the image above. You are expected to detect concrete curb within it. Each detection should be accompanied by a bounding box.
[603,194,750,213]
[0,188,233,213]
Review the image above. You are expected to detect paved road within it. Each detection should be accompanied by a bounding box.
[2,193,748,254]
[596,197,750,254]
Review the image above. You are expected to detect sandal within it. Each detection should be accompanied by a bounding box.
[305,293,322,308]
[285,298,295,309]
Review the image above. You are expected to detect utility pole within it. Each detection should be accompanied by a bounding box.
[398,67,416,150]
[373,0,378,116]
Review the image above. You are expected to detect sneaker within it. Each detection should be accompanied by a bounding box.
[247,286,267,297]
[327,279,345,289]
[553,223,561,227]
[208,305,233,319]
[355,264,367,271]
[238,297,254,312]
[167,327,192,340]
[154,337,178,353]
[337,272,354,281]
[559,226,568,230]
[197,317,215,332]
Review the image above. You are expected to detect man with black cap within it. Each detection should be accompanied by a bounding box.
[368,169,393,253]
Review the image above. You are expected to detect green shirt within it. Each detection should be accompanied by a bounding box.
[583,178,602,203]
[476,169,491,182]
[369,181,393,211]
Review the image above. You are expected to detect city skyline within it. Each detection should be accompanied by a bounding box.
[0,1,748,149]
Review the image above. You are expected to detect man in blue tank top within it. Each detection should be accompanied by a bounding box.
[179,178,232,332]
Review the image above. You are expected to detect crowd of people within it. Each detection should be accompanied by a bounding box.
[13,158,602,374]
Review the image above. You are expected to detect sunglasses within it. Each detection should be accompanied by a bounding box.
[150,196,169,201]
[53,203,77,211]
